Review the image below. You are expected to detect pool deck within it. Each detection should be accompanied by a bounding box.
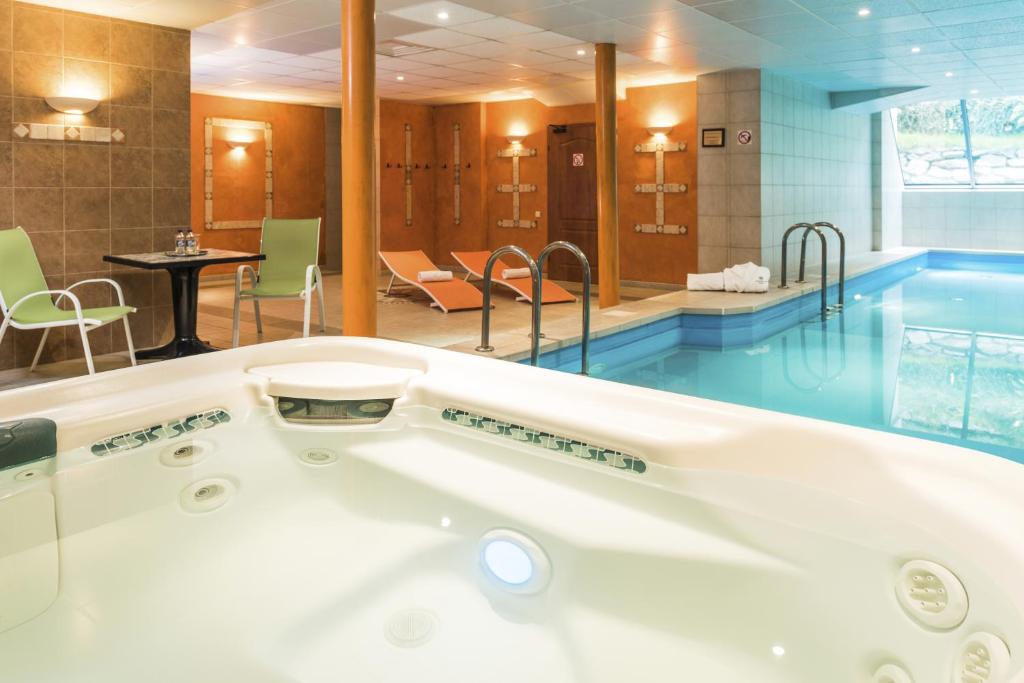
[449,247,928,363]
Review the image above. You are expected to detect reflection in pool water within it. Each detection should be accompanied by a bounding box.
[552,265,1024,462]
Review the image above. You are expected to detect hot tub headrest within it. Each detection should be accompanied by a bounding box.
[0,419,57,471]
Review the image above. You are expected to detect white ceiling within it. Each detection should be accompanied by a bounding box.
[27,0,1024,107]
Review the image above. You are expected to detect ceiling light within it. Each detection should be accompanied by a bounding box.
[970,88,979,94]
[857,7,871,16]
[576,48,586,56]
[436,10,449,20]
[396,75,405,81]
[945,71,954,77]
[234,35,247,45]
[911,46,920,53]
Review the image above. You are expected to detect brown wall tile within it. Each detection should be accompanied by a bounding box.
[0,50,12,96]
[152,304,172,345]
[14,143,62,186]
[25,229,62,275]
[153,187,188,227]
[64,58,110,102]
[110,21,151,68]
[152,70,188,111]
[111,146,151,187]
[0,141,11,184]
[114,304,153,350]
[111,65,151,107]
[111,187,152,228]
[12,53,61,98]
[0,186,12,227]
[13,4,61,56]
[152,29,188,73]
[12,96,61,124]
[153,148,187,187]
[110,226,151,256]
[14,327,66,366]
[64,12,110,61]
[65,228,110,273]
[64,144,110,187]
[110,270,152,307]
[14,187,61,231]
[0,2,12,53]
[153,108,187,148]
[111,105,151,147]
[0,96,11,141]
[65,187,109,229]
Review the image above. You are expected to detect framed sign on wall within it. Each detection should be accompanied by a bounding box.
[701,127,725,148]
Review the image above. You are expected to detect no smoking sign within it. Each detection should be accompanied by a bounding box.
[737,130,753,145]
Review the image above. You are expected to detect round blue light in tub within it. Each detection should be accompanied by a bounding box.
[478,529,551,594]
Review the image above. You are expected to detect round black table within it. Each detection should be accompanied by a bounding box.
[104,249,265,359]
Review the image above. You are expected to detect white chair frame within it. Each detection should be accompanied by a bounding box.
[0,279,137,375]
[231,219,326,348]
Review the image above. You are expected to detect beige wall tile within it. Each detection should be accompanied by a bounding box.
[0,2,12,53]
[64,187,109,229]
[64,58,110,101]
[13,3,61,56]
[111,187,152,228]
[13,142,62,186]
[12,52,61,98]
[14,186,61,231]
[64,144,110,187]
[64,12,110,61]
[0,50,12,96]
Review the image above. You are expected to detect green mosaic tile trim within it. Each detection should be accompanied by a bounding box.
[91,409,231,457]
[441,408,646,474]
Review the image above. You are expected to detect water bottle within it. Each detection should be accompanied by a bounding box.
[174,230,186,255]
[185,230,198,255]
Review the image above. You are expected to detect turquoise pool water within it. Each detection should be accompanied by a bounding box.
[545,253,1024,462]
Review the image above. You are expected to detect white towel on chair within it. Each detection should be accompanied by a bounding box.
[417,270,453,283]
[723,262,770,293]
[502,267,531,280]
[686,272,725,291]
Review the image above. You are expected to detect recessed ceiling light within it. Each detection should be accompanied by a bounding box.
[234,35,247,45]
[970,88,979,94]
[396,75,405,81]
[436,10,449,20]
[857,7,871,16]
[945,71,954,77]
[911,46,920,53]
[576,48,586,56]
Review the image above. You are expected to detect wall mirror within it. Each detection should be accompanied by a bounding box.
[203,117,274,230]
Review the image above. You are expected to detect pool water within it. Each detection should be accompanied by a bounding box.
[547,255,1024,462]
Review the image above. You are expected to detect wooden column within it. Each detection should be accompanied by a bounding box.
[595,43,620,308]
[341,0,377,336]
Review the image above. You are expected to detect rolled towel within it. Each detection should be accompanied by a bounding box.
[417,270,453,283]
[723,262,770,293]
[686,272,725,291]
[502,267,532,280]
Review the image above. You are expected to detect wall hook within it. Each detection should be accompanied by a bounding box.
[442,162,448,169]
[425,163,431,169]
[397,162,403,168]
[386,162,392,168]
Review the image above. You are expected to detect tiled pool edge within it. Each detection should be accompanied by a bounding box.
[482,248,929,364]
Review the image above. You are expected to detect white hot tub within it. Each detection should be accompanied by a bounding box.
[0,337,1021,683]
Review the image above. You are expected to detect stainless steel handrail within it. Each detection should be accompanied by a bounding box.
[537,240,591,375]
[797,221,846,309]
[780,222,828,319]
[475,245,542,366]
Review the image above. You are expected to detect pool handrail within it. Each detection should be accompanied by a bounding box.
[780,222,829,319]
[537,240,591,375]
[797,221,846,309]
[476,245,542,366]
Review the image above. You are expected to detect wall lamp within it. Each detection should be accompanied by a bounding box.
[506,134,526,145]
[45,95,100,115]
[226,139,251,151]
[647,125,673,140]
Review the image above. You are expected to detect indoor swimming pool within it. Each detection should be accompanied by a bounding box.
[543,252,1024,463]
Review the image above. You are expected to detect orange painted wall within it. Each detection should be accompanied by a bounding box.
[189,94,326,273]
[432,102,487,262]
[378,100,437,259]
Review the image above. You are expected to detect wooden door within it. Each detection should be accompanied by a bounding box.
[547,123,598,283]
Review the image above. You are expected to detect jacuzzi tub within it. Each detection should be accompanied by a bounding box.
[0,337,1021,683]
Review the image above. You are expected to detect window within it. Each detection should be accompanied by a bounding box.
[893,96,1024,187]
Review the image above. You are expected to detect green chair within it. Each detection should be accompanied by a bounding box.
[232,217,326,347]
[0,227,136,375]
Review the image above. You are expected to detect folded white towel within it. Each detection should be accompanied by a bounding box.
[502,267,532,280]
[417,270,453,283]
[686,272,725,291]
[723,262,770,293]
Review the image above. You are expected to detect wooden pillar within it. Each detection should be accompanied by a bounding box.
[595,43,620,308]
[341,0,377,336]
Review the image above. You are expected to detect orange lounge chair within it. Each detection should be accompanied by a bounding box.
[379,250,484,312]
[451,250,576,305]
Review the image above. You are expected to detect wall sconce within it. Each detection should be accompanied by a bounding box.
[45,95,100,115]
[647,125,673,140]
[226,139,251,151]
[506,134,526,146]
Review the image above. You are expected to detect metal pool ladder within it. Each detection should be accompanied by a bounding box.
[779,221,846,319]
[538,241,591,376]
[475,241,592,375]
[476,245,542,366]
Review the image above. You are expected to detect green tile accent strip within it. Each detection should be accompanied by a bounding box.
[441,407,646,474]
[91,409,231,457]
